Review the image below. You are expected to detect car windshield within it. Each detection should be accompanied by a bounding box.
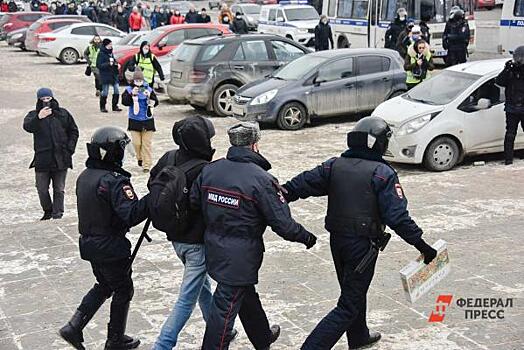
[285,8,319,21]
[273,55,328,80]
[172,43,200,62]
[242,5,261,14]
[118,33,138,45]
[140,29,165,45]
[406,70,481,105]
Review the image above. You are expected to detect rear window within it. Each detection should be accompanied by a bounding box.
[19,14,46,22]
[140,29,166,45]
[172,43,200,62]
[198,44,226,62]
[71,26,96,36]
[357,56,390,75]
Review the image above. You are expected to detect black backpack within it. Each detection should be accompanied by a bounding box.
[149,150,207,236]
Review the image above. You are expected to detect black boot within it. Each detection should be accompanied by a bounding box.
[348,330,382,349]
[100,96,108,113]
[59,310,91,350]
[104,302,140,350]
[40,210,52,221]
[260,325,281,350]
[112,94,122,112]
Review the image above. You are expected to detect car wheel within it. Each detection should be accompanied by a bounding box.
[277,102,307,130]
[213,84,238,117]
[60,48,79,65]
[423,136,461,171]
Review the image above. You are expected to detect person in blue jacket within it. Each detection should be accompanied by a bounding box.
[190,122,317,350]
[121,68,159,173]
[283,116,437,350]
[96,38,123,113]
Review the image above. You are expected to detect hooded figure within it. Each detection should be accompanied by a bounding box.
[314,15,334,51]
[23,88,79,220]
[385,7,407,49]
[230,11,249,34]
[130,41,164,85]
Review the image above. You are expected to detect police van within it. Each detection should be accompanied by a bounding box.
[499,0,524,54]
[257,3,319,47]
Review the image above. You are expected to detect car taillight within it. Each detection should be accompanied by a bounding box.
[41,37,56,42]
[189,70,207,83]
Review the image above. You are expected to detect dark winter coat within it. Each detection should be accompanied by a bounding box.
[198,14,211,23]
[23,98,79,171]
[8,1,17,12]
[96,45,118,85]
[190,146,312,286]
[230,17,249,34]
[148,116,215,243]
[185,10,199,23]
[115,12,128,32]
[98,9,111,25]
[55,4,65,14]
[496,61,524,113]
[30,0,40,12]
[385,18,406,49]
[419,21,431,44]
[314,21,333,51]
[158,12,168,26]
[443,18,470,51]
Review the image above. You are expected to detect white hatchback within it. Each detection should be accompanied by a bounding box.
[372,59,524,171]
[38,23,125,64]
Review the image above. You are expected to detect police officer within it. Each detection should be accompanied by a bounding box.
[283,117,437,350]
[442,8,470,67]
[191,122,317,350]
[384,7,407,50]
[496,46,524,165]
[59,127,149,350]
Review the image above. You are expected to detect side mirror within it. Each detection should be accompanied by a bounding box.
[313,76,326,86]
[158,40,166,49]
[476,98,491,110]
[276,16,284,22]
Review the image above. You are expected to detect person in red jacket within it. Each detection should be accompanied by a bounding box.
[40,2,49,12]
[170,10,184,24]
[128,6,142,32]
[0,0,9,12]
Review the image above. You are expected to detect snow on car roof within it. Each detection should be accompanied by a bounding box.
[446,59,508,76]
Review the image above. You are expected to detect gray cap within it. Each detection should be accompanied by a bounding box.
[228,122,261,146]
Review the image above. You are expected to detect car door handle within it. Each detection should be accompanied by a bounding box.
[382,77,391,81]
[233,65,245,70]
[345,83,355,88]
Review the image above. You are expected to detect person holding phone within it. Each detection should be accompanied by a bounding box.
[23,88,79,220]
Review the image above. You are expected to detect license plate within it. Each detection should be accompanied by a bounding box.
[172,71,182,79]
[434,49,448,57]
[232,104,244,116]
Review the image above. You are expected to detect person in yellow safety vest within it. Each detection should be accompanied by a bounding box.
[130,41,165,86]
[84,35,103,96]
[404,38,434,90]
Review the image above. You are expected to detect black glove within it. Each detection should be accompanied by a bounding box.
[414,240,437,265]
[304,233,317,249]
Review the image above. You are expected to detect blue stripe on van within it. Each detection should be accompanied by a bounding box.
[329,19,390,28]
[500,19,524,27]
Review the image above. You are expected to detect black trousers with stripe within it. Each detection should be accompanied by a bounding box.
[202,283,272,350]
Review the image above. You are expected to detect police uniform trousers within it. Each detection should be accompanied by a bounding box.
[446,47,467,66]
[301,232,377,350]
[504,112,524,162]
[78,258,134,326]
[202,283,272,350]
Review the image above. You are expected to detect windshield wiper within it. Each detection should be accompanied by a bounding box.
[408,96,436,105]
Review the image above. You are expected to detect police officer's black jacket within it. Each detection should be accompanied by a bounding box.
[314,21,334,51]
[496,62,524,113]
[23,98,79,172]
[230,17,249,34]
[443,19,470,50]
[385,18,406,49]
[77,158,149,263]
[190,146,311,286]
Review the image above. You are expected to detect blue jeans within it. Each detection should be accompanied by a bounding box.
[101,82,119,97]
[153,242,213,350]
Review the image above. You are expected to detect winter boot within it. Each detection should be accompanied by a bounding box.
[348,330,382,349]
[40,210,52,221]
[260,325,281,350]
[59,310,91,350]
[112,94,123,112]
[104,302,140,350]
[100,96,108,113]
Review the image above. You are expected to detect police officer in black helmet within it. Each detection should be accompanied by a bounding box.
[496,46,524,165]
[283,117,437,350]
[59,127,149,350]
[443,7,470,66]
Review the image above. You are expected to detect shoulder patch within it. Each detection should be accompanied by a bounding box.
[207,189,240,209]
[395,183,404,199]
[271,180,287,204]
[123,185,135,200]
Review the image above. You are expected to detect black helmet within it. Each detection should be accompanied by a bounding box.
[513,45,524,65]
[87,126,130,166]
[450,7,464,20]
[347,116,392,155]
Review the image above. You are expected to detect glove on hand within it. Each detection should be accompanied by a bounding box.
[414,240,437,265]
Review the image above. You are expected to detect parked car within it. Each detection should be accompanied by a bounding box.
[0,12,50,41]
[372,59,523,171]
[476,0,496,9]
[231,3,261,31]
[257,4,318,47]
[6,27,27,49]
[115,24,229,81]
[37,23,125,64]
[25,18,87,52]
[115,30,149,47]
[168,34,310,116]
[233,48,406,130]
[257,0,277,5]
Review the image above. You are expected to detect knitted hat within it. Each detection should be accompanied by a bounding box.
[36,87,53,99]
[228,122,261,147]
[133,68,144,81]
[102,38,112,47]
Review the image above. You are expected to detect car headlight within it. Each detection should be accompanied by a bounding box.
[397,113,438,136]
[250,89,278,105]
[297,28,308,33]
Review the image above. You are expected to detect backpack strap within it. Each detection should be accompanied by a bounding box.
[178,158,208,174]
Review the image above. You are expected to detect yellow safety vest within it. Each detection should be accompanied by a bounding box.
[135,53,155,84]
[88,45,99,68]
[406,45,432,85]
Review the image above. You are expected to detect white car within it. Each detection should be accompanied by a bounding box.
[372,59,524,171]
[38,23,125,64]
[257,4,318,47]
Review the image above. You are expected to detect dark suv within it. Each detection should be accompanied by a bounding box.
[167,34,310,116]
